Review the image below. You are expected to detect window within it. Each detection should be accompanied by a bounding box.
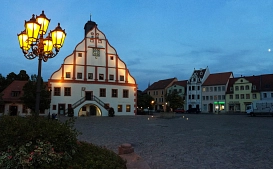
[53,105,56,110]
[197,95,200,99]
[218,95,221,100]
[192,86,195,90]
[110,56,114,60]
[235,94,239,99]
[11,91,20,97]
[206,96,209,100]
[271,93,273,98]
[240,86,244,90]
[174,89,177,93]
[189,95,191,99]
[126,105,131,112]
[197,86,200,90]
[99,74,104,80]
[230,87,233,91]
[88,73,93,79]
[263,93,267,98]
[210,96,213,100]
[92,48,100,56]
[222,95,225,99]
[252,94,257,99]
[214,87,217,91]
[214,95,217,100]
[120,75,124,81]
[78,53,82,57]
[240,94,244,99]
[210,87,213,92]
[161,90,164,95]
[192,95,195,99]
[118,105,122,112]
[179,89,182,93]
[66,72,71,78]
[218,86,221,91]
[123,90,129,98]
[246,94,250,99]
[77,73,82,79]
[64,87,71,96]
[246,85,249,90]
[235,86,239,91]
[112,89,118,97]
[202,87,206,92]
[222,86,225,91]
[189,86,191,91]
[253,85,256,90]
[109,74,114,80]
[202,96,205,100]
[54,87,61,96]
[100,88,106,97]
[229,95,233,99]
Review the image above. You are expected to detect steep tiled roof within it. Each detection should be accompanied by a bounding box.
[146,78,177,90]
[203,72,233,86]
[226,75,261,94]
[173,80,188,87]
[260,74,273,91]
[1,80,28,102]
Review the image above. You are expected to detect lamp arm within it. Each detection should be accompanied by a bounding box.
[24,51,37,60]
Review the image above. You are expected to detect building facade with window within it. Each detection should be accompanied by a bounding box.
[186,67,210,111]
[226,76,261,113]
[166,80,187,110]
[201,72,233,113]
[0,80,29,116]
[260,74,273,101]
[48,19,137,116]
[145,78,177,112]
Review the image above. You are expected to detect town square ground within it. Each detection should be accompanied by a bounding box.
[62,113,273,169]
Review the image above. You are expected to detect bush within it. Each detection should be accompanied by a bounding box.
[0,116,126,169]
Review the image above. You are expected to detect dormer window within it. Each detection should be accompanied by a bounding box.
[11,91,20,97]
[253,85,256,90]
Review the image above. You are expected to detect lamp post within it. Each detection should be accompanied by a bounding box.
[17,11,66,116]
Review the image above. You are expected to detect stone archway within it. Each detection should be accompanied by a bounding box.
[77,103,102,117]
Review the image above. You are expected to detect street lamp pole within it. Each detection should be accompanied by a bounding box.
[17,11,66,116]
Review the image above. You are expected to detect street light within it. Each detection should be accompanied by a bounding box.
[17,11,66,116]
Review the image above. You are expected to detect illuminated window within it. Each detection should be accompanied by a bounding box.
[126,105,131,112]
[118,105,122,112]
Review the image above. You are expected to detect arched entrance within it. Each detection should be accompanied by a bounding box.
[78,103,102,117]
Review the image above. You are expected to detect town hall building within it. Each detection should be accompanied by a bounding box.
[48,19,137,116]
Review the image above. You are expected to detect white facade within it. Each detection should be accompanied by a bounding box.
[186,67,210,111]
[48,20,137,116]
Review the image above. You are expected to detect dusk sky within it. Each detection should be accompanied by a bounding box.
[0,0,272,90]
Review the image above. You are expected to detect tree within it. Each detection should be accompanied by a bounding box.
[17,70,29,81]
[137,90,154,109]
[20,75,51,113]
[0,74,6,92]
[165,91,184,110]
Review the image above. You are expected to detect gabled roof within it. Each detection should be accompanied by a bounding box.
[226,75,261,94]
[1,80,28,102]
[172,80,188,87]
[192,68,207,79]
[146,78,177,90]
[260,74,273,91]
[202,72,233,86]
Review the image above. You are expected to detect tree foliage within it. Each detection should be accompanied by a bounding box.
[0,70,30,92]
[20,76,51,112]
[137,90,154,109]
[165,91,184,110]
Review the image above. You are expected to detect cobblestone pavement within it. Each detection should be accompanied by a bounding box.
[67,113,273,169]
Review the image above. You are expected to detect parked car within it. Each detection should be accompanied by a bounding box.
[186,108,201,114]
[174,108,185,113]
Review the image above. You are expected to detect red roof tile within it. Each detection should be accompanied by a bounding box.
[203,72,233,86]
[1,80,28,102]
[173,80,188,87]
[146,78,177,90]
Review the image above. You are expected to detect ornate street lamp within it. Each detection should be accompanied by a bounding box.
[17,11,66,116]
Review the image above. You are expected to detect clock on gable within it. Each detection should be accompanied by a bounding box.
[92,48,100,58]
